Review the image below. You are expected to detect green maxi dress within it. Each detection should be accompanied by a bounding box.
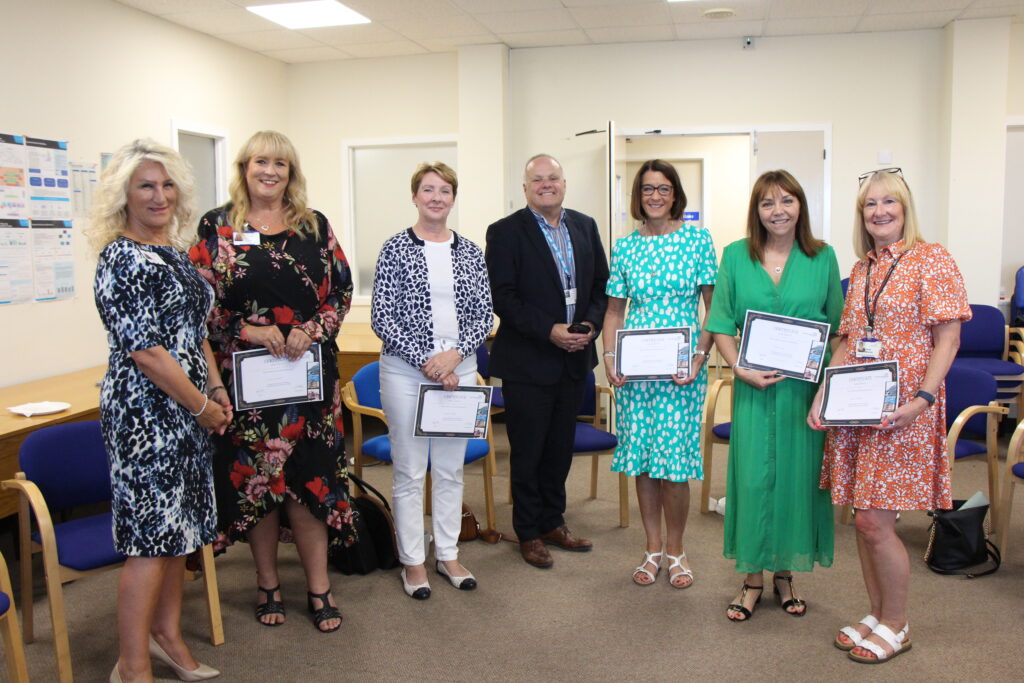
[706,238,843,572]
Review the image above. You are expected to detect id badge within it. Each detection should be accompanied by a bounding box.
[233,230,260,246]
[141,250,166,266]
[564,287,577,305]
[855,338,882,359]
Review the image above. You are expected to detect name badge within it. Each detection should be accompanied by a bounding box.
[855,338,882,359]
[233,230,260,246]
[564,287,577,305]
[141,251,166,266]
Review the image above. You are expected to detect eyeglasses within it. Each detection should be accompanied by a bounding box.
[858,167,903,185]
[640,184,673,197]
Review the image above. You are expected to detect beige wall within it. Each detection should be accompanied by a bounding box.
[1008,23,1024,116]
[0,0,288,385]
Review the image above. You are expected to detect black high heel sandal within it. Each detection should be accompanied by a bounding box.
[772,574,807,616]
[255,585,285,627]
[726,583,763,622]
[307,589,342,633]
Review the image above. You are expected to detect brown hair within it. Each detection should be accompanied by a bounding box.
[411,162,458,198]
[629,159,686,222]
[746,169,823,262]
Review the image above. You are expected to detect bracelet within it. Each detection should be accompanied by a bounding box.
[603,351,616,357]
[693,349,708,357]
[189,395,209,417]
[207,386,227,398]
[296,326,314,340]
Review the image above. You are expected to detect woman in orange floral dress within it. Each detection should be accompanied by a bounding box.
[808,169,969,664]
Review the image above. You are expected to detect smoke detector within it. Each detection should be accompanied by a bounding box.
[703,8,735,20]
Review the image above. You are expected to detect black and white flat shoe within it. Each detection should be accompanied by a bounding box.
[436,561,477,590]
[401,567,431,599]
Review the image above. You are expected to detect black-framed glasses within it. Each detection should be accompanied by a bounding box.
[858,167,903,185]
[640,184,673,197]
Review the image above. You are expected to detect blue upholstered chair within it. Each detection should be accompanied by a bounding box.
[841,277,849,298]
[1011,265,1024,325]
[341,361,497,531]
[2,421,223,683]
[953,303,1024,417]
[996,420,1024,562]
[0,551,28,683]
[475,344,505,414]
[700,376,732,513]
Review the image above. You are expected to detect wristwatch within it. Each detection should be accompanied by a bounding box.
[915,389,936,407]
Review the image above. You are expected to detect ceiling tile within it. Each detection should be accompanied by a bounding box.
[165,8,279,34]
[496,29,591,48]
[417,35,504,52]
[116,0,236,15]
[959,3,1024,21]
[475,9,579,33]
[383,14,493,38]
[300,23,406,46]
[674,19,765,40]
[856,10,962,32]
[562,0,667,6]
[218,29,321,51]
[569,2,672,29]
[768,0,868,19]
[763,15,861,36]
[585,24,675,43]
[670,0,768,24]
[339,0,464,22]
[261,46,353,63]
[865,0,970,14]
[451,0,563,11]
[343,40,430,58]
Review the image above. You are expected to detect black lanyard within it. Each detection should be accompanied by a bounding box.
[863,250,906,331]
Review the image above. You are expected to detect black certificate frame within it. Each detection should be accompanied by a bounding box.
[414,384,494,439]
[818,360,900,427]
[232,343,323,411]
[614,327,692,382]
[737,310,831,382]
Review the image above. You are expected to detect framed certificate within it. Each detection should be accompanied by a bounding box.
[232,344,323,411]
[615,327,692,382]
[737,311,831,383]
[414,384,494,438]
[818,361,900,427]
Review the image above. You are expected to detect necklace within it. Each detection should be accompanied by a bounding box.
[774,265,783,274]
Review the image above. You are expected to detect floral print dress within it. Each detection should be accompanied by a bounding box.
[189,207,356,549]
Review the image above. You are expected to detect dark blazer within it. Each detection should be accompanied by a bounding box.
[485,207,609,385]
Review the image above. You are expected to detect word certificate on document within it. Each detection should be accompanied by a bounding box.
[737,311,830,382]
[414,385,493,438]
[615,327,692,381]
[819,361,899,426]
[232,344,323,411]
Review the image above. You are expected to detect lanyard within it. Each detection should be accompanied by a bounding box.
[863,250,906,331]
[538,220,575,289]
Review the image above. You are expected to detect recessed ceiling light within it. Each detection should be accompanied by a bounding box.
[246,1,370,30]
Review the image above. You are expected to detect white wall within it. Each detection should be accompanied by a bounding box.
[1,0,288,386]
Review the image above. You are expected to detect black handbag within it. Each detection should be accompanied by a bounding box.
[924,499,1001,578]
[329,474,400,575]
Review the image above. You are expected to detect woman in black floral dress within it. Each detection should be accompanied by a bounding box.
[189,131,354,634]
[89,139,230,682]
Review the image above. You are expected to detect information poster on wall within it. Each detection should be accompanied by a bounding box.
[0,218,32,305]
[70,161,97,216]
[0,134,28,220]
[26,137,71,220]
[31,220,74,301]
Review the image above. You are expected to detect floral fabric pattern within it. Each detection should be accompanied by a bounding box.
[189,207,356,550]
[821,240,971,511]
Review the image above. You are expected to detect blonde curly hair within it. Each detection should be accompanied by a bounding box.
[84,139,197,253]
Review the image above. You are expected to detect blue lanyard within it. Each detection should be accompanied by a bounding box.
[537,218,575,288]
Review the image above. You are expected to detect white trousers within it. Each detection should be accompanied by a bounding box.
[379,353,477,565]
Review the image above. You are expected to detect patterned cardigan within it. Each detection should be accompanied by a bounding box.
[371,228,493,369]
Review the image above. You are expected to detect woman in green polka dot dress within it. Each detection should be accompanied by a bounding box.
[602,159,717,589]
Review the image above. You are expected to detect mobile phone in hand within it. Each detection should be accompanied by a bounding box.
[568,323,590,334]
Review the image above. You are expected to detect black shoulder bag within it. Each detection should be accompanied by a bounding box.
[329,474,400,575]
[924,500,1000,578]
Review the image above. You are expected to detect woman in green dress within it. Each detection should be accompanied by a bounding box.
[602,159,717,589]
[707,169,843,621]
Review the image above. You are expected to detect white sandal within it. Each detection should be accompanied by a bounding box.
[849,623,911,664]
[834,615,879,651]
[632,551,663,585]
[664,553,694,589]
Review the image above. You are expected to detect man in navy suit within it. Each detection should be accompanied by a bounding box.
[485,154,609,568]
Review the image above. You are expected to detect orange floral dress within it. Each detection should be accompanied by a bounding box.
[820,240,970,511]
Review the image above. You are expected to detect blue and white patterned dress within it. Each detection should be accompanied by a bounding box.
[606,224,717,482]
[94,237,217,557]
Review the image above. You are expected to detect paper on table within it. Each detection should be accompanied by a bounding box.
[7,401,71,417]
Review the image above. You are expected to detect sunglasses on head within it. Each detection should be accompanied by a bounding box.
[858,167,903,185]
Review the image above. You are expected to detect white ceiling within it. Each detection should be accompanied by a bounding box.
[115,0,1024,63]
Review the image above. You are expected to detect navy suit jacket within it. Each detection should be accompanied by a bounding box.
[485,207,609,385]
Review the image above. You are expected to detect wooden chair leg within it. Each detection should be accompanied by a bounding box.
[839,504,854,526]
[41,551,72,683]
[997,479,1015,563]
[700,439,713,514]
[425,472,433,516]
[589,455,599,499]
[483,456,496,531]
[16,503,33,644]
[618,473,629,528]
[0,556,29,683]
[198,545,224,646]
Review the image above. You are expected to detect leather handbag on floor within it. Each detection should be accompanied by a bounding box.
[924,499,1000,578]
[459,502,479,542]
[330,474,400,575]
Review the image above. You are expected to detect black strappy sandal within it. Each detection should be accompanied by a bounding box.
[726,583,763,622]
[307,589,342,633]
[772,574,807,616]
[255,585,285,627]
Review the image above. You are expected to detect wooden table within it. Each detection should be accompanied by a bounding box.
[0,365,106,518]
[337,322,381,387]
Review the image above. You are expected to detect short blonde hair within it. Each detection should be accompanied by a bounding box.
[228,130,318,238]
[854,170,922,260]
[85,139,197,253]
[411,162,458,198]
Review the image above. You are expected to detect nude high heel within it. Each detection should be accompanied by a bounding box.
[149,635,220,681]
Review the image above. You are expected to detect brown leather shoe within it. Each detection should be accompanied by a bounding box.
[540,525,593,552]
[519,539,554,568]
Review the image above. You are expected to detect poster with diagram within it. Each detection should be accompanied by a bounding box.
[25,137,72,220]
[31,219,74,301]
[0,134,28,220]
[0,218,32,304]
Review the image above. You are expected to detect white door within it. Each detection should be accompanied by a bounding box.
[752,130,827,239]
